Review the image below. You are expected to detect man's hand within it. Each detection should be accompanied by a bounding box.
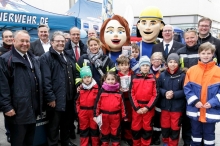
[195,101,203,108]
[48,101,56,108]
[5,109,16,117]
[77,85,82,93]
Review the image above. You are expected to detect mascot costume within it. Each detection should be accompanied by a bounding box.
[136,6,164,58]
[100,15,131,63]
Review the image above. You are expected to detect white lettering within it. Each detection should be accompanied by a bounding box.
[14,14,22,23]
[26,16,32,24]
[22,15,26,23]
[32,16,36,24]
[0,13,3,21]
[45,18,48,24]
[9,13,14,22]
[3,13,8,21]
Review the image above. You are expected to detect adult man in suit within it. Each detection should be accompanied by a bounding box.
[0,30,43,146]
[29,24,51,56]
[40,31,77,146]
[64,27,87,62]
[152,24,184,61]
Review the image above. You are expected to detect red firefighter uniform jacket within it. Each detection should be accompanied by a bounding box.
[129,73,159,111]
[76,84,99,113]
[94,89,127,119]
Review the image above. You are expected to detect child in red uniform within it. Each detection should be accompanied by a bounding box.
[129,56,159,146]
[76,66,99,146]
[116,56,133,146]
[94,71,127,146]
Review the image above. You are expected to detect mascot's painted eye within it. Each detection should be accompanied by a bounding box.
[106,30,113,34]
[118,30,124,34]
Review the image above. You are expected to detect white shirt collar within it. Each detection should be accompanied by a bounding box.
[14,48,27,57]
[163,39,173,47]
[40,39,50,44]
[71,41,79,47]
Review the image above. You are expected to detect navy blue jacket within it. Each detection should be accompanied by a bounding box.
[40,48,76,111]
[0,47,43,124]
[64,39,87,63]
[158,69,186,112]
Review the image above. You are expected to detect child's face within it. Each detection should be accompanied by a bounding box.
[82,76,92,85]
[167,60,178,71]
[199,49,214,63]
[140,64,150,74]
[131,48,139,59]
[105,74,116,85]
[151,57,162,68]
[118,63,129,74]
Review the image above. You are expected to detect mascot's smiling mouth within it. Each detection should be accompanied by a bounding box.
[143,31,153,34]
[111,39,121,44]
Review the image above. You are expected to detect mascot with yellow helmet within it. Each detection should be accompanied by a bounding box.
[136,6,164,57]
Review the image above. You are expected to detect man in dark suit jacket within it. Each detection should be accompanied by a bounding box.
[29,24,51,56]
[64,27,87,63]
[152,24,184,61]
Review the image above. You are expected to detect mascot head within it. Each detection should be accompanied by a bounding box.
[100,15,131,54]
[137,6,164,43]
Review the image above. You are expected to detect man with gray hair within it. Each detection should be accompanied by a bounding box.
[152,24,184,61]
[40,31,77,146]
[30,24,51,56]
[0,30,43,146]
[87,28,97,38]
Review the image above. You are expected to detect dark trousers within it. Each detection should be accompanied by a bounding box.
[182,111,192,145]
[4,117,10,136]
[46,101,74,146]
[9,123,36,146]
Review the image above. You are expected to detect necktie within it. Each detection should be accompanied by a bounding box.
[23,54,31,67]
[60,53,66,62]
[75,46,80,61]
[165,44,169,56]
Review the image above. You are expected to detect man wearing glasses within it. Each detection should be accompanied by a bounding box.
[64,27,87,62]
[29,24,51,56]
[198,17,220,65]
[152,24,184,61]
[0,30,13,55]
[40,31,77,146]
[64,33,71,43]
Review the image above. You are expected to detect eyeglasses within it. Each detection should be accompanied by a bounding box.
[184,28,197,32]
[65,38,70,40]
[53,40,65,43]
[162,30,172,33]
[199,25,210,28]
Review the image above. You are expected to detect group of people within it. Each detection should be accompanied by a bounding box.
[0,16,220,146]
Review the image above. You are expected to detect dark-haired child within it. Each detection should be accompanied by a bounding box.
[94,71,127,146]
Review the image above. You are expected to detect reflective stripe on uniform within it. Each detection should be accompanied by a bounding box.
[204,139,215,145]
[187,95,198,105]
[179,54,199,58]
[187,111,200,117]
[216,94,220,102]
[206,113,220,120]
[131,63,139,72]
[192,136,202,142]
